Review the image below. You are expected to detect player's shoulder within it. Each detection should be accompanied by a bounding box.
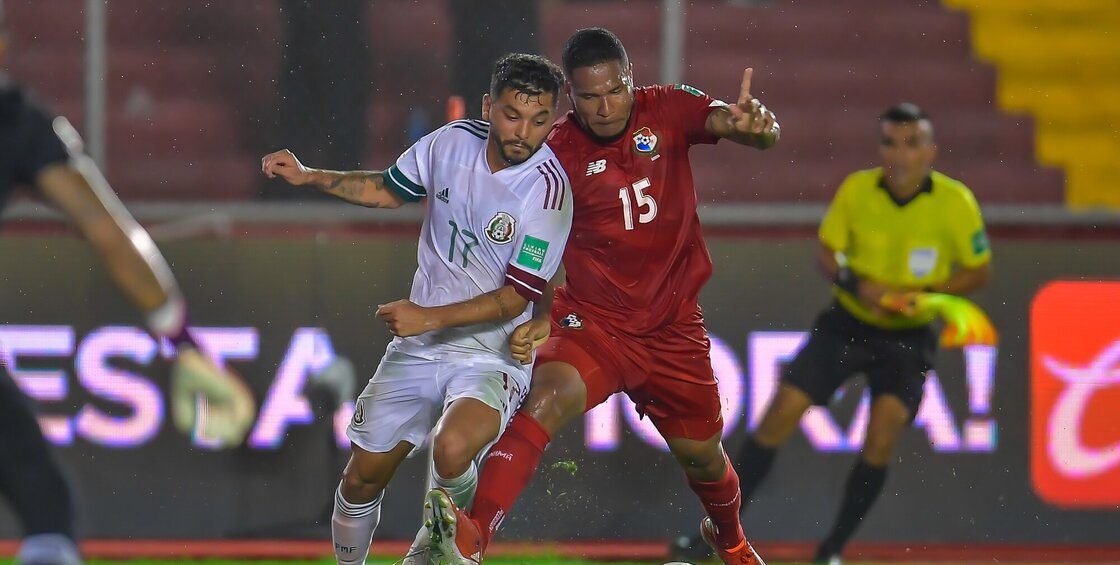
[515,149,571,214]
[930,170,981,209]
[432,119,490,145]
[547,114,578,146]
[637,83,717,107]
[417,119,489,166]
[837,168,883,197]
[545,114,587,165]
[930,170,975,198]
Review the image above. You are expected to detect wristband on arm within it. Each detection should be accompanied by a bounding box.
[146,293,198,349]
[834,266,861,295]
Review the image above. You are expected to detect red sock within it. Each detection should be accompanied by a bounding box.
[469,412,551,551]
[687,454,746,550]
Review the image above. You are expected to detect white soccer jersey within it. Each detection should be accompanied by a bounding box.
[382,118,572,360]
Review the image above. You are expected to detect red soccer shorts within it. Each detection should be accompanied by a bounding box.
[535,295,723,441]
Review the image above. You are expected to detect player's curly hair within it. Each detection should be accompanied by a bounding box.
[489,53,564,106]
[562,27,629,76]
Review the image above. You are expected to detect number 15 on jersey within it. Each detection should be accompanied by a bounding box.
[618,177,657,231]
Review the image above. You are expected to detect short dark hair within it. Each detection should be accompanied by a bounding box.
[880,103,929,124]
[562,27,628,76]
[489,53,564,106]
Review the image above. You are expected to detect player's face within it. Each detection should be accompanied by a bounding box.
[485,87,557,167]
[879,120,936,184]
[568,60,635,139]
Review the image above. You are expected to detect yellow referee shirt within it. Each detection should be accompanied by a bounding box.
[819,168,991,329]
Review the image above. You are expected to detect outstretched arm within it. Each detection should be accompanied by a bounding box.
[39,118,255,447]
[37,119,178,317]
[261,149,405,208]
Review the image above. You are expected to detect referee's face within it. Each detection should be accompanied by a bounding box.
[879,119,936,186]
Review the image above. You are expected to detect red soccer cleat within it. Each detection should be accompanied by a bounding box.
[424,488,483,564]
[700,516,767,565]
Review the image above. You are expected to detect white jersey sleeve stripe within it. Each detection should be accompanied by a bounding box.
[505,273,544,301]
[505,263,548,302]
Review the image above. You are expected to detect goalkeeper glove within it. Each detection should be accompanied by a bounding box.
[149,295,256,447]
[170,344,257,448]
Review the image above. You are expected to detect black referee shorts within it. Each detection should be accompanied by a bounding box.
[782,302,936,419]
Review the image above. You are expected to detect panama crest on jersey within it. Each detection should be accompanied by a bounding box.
[632,126,659,155]
[560,313,584,330]
[486,211,517,244]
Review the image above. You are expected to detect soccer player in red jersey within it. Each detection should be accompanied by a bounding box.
[424,28,779,565]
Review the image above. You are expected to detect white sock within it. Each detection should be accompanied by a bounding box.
[431,459,478,510]
[17,533,82,565]
[332,483,382,565]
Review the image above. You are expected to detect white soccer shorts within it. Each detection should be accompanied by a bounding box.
[346,342,530,455]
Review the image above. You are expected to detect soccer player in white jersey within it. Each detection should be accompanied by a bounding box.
[261,53,570,565]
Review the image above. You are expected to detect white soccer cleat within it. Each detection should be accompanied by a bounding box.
[423,488,482,564]
[400,523,439,565]
[16,533,82,565]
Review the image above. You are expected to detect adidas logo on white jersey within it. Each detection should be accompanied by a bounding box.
[585,159,607,176]
[436,187,450,203]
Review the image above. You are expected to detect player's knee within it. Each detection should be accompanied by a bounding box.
[754,385,812,447]
[431,429,474,478]
[861,433,898,466]
[520,365,585,433]
[670,437,726,480]
[754,412,799,448]
[688,449,726,479]
[340,464,385,501]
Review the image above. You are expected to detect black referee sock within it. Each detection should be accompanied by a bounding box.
[0,370,75,537]
[732,436,778,506]
[819,459,888,558]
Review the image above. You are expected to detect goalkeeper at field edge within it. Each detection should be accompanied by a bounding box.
[0,6,254,564]
[672,103,993,565]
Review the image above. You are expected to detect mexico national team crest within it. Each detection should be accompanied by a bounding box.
[351,399,365,426]
[632,126,659,155]
[486,212,517,244]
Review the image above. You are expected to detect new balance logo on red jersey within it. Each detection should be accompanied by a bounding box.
[536,160,567,211]
[586,159,606,175]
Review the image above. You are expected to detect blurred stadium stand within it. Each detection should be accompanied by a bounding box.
[945,0,1120,208]
[5,0,1080,208]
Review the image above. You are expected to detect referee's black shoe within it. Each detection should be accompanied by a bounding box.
[669,531,715,561]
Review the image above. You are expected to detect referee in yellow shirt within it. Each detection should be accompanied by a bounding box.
[673,103,992,564]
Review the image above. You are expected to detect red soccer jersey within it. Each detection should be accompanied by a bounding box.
[547,84,723,335]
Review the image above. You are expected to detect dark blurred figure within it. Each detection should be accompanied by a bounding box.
[267,0,372,199]
[447,0,539,110]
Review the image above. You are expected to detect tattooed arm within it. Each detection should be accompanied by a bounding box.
[260,149,405,208]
